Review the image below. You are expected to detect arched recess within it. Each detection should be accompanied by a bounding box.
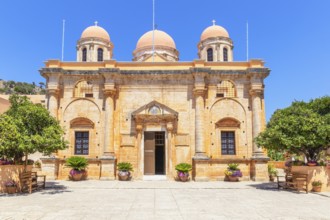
[209,98,248,158]
[63,99,101,125]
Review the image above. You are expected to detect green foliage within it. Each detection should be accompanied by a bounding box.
[227,163,239,170]
[267,149,285,161]
[175,163,192,173]
[0,95,68,164]
[256,96,330,162]
[312,180,322,186]
[267,163,278,176]
[65,156,88,171]
[0,80,45,95]
[117,162,133,172]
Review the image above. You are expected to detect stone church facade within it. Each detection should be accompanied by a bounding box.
[40,22,270,181]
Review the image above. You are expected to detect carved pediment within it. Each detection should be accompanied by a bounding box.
[132,100,178,124]
[215,117,240,128]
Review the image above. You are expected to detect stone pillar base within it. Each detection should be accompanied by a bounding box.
[100,157,116,180]
[192,157,210,182]
[40,157,59,180]
[250,158,269,181]
[193,153,209,160]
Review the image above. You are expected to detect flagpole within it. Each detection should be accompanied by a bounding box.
[62,19,65,61]
[152,0,155,62]
[246,21,249,61]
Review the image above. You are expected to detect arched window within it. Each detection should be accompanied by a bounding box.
[82,48,87,62]
[74,80,93,98]
[223,48,228,62]
[97,48,103,62]
[207,48,213,61]
[216,80,236,98]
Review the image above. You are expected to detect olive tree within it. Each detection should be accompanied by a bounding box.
[0,95,68,167]
[256,96,330,162]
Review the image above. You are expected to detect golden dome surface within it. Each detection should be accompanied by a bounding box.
[136,30,176,50]
[81,23,110,41]
[200,24,229,41]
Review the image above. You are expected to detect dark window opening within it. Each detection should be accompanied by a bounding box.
[75,131,89,155]
[97,48,103,61]
[221,131,235,155]
[82,48,87,62]
[216,93,224,98]
[207,48,213,61]
[223,48,228,62]
[85,93,93,98]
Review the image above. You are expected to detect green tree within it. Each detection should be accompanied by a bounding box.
[256,96,330,162]
[0,95,68,167]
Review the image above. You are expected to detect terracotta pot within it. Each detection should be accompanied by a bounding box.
[118,171,130,181]
[227,175,239,182]
[178,173,189,182]
[312,186,322,192]
[307,162,317,166]
[71,173,83,181]
[6,186,17,194]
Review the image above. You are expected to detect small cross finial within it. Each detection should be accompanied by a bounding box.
[212,19,216,26]
[94,21,98,26]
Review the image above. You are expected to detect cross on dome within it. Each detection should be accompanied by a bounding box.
[212,19,216,26]
[94,21,98,26]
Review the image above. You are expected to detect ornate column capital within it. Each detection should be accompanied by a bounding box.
[47,88,59,96]
[193,88,206,98]
[136,124,143,133]
[166,122,174,132]
[103,89,117,98]
[249,89,263,97]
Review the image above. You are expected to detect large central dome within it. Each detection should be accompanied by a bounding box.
[136,30,176,50]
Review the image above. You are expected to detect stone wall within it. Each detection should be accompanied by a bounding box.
[0,165,32,193]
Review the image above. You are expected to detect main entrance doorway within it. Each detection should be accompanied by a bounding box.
[144,131,165,175]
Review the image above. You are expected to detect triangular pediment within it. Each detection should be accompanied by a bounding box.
[142,53,169,62]
[132,100,178,117]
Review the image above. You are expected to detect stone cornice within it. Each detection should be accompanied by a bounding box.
[247,68,270,78]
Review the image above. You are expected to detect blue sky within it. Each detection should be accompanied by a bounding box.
[0,0,329,120]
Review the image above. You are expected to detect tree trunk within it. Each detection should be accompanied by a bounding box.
[24,153,28,172]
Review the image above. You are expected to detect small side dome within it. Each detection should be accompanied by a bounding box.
[81,22,110,42]
[136,30,176,50]
[200,23,229,41]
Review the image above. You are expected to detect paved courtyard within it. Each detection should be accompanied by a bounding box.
[1,180,330,220]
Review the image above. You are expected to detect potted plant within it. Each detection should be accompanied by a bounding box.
[268,163,278,182]
[312,180,322,192]
[224,163,242,182]
[117,162,133,181]
[65,156,88,181]
[5,180,17,194]
[175,163,192,182]
[307,160,317,166]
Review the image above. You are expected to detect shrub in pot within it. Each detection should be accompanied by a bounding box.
[65,156,88,181]
[268,163,278,182]
[175,163,192,182]
[224,163,242,182]
[117,162,133,181]
[312,180,322,192]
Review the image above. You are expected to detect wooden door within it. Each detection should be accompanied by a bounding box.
[144,132,155,175]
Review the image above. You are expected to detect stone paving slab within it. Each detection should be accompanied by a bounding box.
[1,180,330,220]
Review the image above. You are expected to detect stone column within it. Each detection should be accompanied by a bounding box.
[250,89,265,158]
[47,89,59,118]
[193,89,208,159]
[166,122,173,178]
[102,89,116,158]
[136,124,143,178]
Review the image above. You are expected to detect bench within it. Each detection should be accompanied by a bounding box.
[277,172,308,193]
[20,171,46,193]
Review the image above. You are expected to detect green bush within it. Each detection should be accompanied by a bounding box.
[175,163,192,173]
[227,163,239,171]
[268,163,278,176]
[65,156,88,171]
[117,162,133,172]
